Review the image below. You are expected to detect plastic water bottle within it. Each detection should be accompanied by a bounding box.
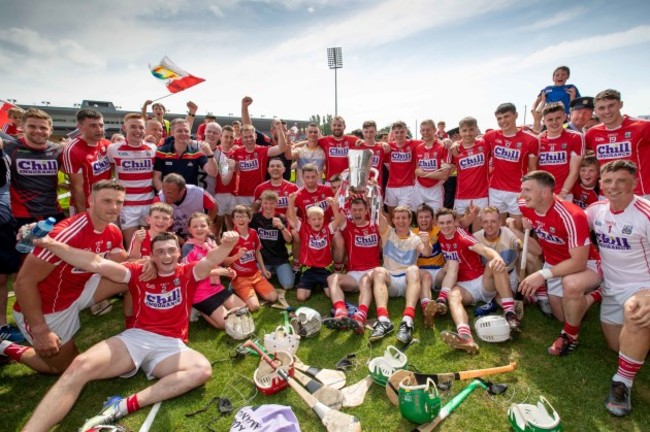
[15,217,56,253]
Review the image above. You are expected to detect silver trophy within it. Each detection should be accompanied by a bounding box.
[340,149,382,225]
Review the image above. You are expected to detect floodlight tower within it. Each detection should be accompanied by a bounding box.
[327,47,343,116]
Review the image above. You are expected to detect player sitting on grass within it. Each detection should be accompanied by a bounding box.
[435,208,517,355]
[21,231,240,431]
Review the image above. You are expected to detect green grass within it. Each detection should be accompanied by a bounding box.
[2,289,649,432]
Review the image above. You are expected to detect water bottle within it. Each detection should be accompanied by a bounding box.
[16,217,56,253]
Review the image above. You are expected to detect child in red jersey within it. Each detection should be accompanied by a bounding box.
[572,155,601,209]
[223,205,278,311]
[2,106,24,136]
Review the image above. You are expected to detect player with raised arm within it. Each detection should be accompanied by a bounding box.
[20,230,240,431]
[518,170,602,356]
[584,160,650,416]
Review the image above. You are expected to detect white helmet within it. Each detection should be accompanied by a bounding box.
[264,326,301,356]
[292,307,322,338]
[224,307,255,340]
[474,315,511,343]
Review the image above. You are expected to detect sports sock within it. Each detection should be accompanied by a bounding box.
[457,323,472,340]
[333,301,347,318]
[501,297,515,314]
[402,306,416,321]
[613,352,644,388]
[0,340,29,362]
[402,316,413,326]
[117,394,140,417]
[535,284,548,301]
[437,287,450,303]
[589,287,603,304]
[562,322,580,339]
[420,297,430,311]
[353,304,368,321]
[377,307,389,322]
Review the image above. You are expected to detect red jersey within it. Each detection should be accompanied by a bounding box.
[16,213,124,314]
[438,228,484,282]
[294,185,334,219]
[233,145,271,197]
[254,180,299,215]
[228,228,261,277]
[585,116,650,195]
[106,141,157,206]
[571,183,599,209]
[318,135,358,177]
[451,140,490,200]
[1,123,19,136]
[298,221,335,268]
[519,198,598,265]
[484,129,539,192]
[62,137,112,207]
[128,230,153,258]
[387,140,417,188]
[340,220,380,271]
[124,261,197,343]
[415,141,449,188]
[538,129,584,194]
[215,145,237,194]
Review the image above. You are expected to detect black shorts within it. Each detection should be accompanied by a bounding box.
[193,287,233,315]
[0,221,20,274]
[297,267,331,291]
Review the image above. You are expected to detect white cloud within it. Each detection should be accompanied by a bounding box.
[209,4,225,17]
[523,6,586,31]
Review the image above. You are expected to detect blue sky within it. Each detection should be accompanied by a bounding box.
[1,0,649,133]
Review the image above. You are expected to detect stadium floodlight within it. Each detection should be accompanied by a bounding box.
[327,47,343,115]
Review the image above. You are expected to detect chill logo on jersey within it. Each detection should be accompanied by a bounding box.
[16,158,58,175]
[372,154,380,166]
[239,159,260,171]
[306,199,328,211]
[419,158,440,170]
[329,147,348,157]
[494,146,521,162]
[596,141,631,160]
[533,227,565,245]
[121,158,154,171]
[442,250,460,262]
[538,151,567,165]
[277,196,289,208]
[257,228,279,241]
[391,151,412,163]
[145,287,182,309]
[308,235,328,250]
[354,233,379,248]
[595,232,631,251]
[239,250,255,264]
[92,156,111,175]
[459,153,485,170]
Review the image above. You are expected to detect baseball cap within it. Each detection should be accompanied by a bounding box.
[570,97,594,110]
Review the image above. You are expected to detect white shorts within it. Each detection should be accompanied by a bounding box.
[387,273,408,297]
[120,205,151,229]
[454,197,488,215]
[600,287,644,326]
[415,183,444,211]
[215,193,236,217]
[489,188,521,215]
[421,267,444,289]
[116,328,191,380]
[508,270,519,293]
[346,270,372,286]
[385,186,415,209]
[13,274,101,345]
[458,275,496,305]
[236,195,254,208]
[545,260,601,298]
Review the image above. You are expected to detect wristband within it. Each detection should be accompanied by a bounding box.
[187,112,196,117]
[537,268,553,280]
[206,154,214,158]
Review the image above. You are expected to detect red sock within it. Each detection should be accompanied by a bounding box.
[562,322,580,339]
[589,287,603,303]
[438,288,450,303]
[333,301,347,317]
[126,394,140,414]
[377,307,389,319]
[613,352,644,387]
[403,306,416,320]
[501,297,515,314]
[420,298,430,311]
[354,304,369,320]
[334,262,345,272]
[457,323,472,340]
[535,285,548,300]
[1,342,30,362]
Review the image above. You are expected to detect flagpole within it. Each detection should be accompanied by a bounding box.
[151,93,175,102]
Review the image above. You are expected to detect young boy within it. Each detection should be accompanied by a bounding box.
[127,202,174,259]
[449,117,490,232]
[533,66,581,115]
[2,106,25,136]
[572,155,601,209]
[287,192,343,302]
[223,205,278,312]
